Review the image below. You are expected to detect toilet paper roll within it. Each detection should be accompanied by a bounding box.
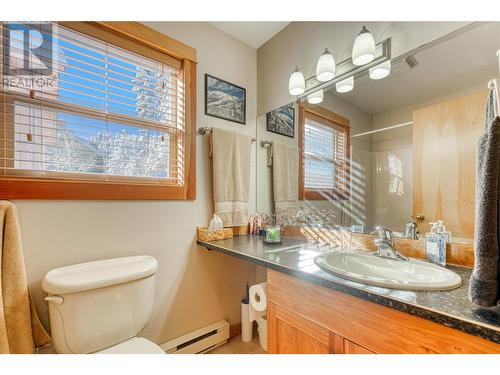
[249,282,267,322]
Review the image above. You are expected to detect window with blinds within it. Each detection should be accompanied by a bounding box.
[1,22,188,192]
[301,107,349,200]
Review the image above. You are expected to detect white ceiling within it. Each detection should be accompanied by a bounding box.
[209,22,290,49]
[329,22,500,115]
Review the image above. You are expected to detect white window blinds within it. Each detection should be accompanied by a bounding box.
[303,114,348,194]
[1,22,185,184]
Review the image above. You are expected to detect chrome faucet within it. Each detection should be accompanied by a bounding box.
[372,226,409,261]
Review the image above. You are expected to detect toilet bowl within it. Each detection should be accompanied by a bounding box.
[42,256,164,354]
[96,337,165,354]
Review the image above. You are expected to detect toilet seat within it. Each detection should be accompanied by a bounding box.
[95,337,165,354]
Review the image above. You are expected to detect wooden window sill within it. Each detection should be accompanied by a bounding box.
[0,177,195,200]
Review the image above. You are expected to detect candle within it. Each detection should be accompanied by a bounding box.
[265,226,281,242]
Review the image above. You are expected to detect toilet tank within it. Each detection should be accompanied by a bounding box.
[42,256,158,354]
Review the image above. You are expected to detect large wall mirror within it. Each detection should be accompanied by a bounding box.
[256,22,500,245]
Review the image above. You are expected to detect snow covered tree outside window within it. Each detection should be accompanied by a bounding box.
[44,126,170,179]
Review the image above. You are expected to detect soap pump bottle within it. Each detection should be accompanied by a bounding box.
[425,222,447,266]
[425,222,438,264]
[436,220,451,243]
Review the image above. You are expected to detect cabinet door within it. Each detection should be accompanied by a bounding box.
[344,339,374,354]
[412,90,487,239]
[268,302,331,354]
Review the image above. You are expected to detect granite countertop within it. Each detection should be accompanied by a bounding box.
[197,234,500,344]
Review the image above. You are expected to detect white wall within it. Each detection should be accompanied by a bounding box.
[16,22,260,345]
[257,21,470,116]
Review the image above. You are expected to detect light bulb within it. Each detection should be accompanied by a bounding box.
[336,77,354,93]
[316,48,335,82]
[369,60,391,80]
[307,90,323,104]
[352,26,375,66]
[288,66,305,96]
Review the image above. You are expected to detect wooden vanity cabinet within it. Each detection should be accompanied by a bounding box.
[268,302,373,354]
[266,270,500,354]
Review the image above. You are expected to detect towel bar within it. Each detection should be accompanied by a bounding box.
[260,140,273,147]
[260,140,274,167]
[198,127,256,143]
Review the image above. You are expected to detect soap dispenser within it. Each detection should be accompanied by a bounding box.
[436,220,452,242]
[425,222,447,266]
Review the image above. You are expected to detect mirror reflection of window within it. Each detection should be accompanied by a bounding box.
[304,118,336,190]
[388,152,404,196]
[299,104,350,201]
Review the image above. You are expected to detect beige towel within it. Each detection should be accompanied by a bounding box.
[210,128,252,226]
[0,201,51,354]
[272,142,299,213]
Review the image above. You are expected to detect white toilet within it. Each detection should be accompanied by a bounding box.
[42,255,165,354]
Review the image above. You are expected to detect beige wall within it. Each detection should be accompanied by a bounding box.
[16,22,260,345]
[257,21,470,116]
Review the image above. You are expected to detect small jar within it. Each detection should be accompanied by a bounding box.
[264,225,282,244]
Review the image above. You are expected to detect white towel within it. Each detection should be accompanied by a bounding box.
[272,142,299,213]
[211,128,252,226]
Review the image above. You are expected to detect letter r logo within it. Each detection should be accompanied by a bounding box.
[3,22,53,76]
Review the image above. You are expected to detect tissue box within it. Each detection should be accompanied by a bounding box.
[197,227,233,242]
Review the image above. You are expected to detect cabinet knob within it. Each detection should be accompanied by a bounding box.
[415,214,425,222]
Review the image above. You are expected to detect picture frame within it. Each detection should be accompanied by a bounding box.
[266,104,295,138]
[205,74,246,125]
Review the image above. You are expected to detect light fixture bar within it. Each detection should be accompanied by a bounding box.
[297,37,391,100]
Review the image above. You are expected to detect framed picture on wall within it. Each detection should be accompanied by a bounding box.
[266,104,295,138]
[205,74,246,124]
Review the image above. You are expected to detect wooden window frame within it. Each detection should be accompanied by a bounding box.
[0,21,197,200]
[298,102,350,201]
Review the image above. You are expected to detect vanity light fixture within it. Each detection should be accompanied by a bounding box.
[316,48,336,82]
[369,60,391,80]
[307,89,324,104]
[287,31,390,98]
[288,66,306,95]
[352,26,376,66]
[336,76,354,93]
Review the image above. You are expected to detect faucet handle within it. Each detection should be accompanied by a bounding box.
[374,226,394,244]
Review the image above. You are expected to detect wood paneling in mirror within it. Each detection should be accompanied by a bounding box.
[412,90,488,238]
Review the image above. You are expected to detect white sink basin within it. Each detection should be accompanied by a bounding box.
[314,251,462,291]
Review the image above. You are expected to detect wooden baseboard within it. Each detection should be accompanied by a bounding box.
[229,321,258,339]
[229,322,241,339]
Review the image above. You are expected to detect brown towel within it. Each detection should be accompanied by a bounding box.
[0,201,51,354]
[210,128,252,227]
[469,106,500,307]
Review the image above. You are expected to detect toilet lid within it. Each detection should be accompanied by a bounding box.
[96,337,165,354]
